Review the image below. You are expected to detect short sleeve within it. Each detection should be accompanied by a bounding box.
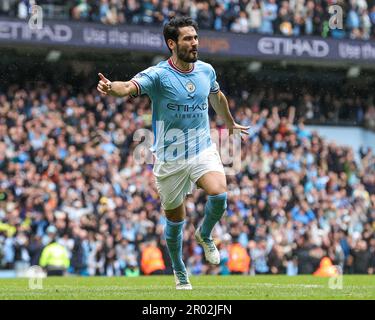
[209,65,220,94]
[130,66,159,98]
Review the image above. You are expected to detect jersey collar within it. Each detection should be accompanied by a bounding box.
[168,58,194,74]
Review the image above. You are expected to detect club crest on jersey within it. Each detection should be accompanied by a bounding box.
[185,81,196,93]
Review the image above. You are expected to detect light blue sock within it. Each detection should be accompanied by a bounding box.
[164,219,186,273]
[200,192,227,239]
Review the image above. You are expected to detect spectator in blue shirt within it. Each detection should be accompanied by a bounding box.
[259,0,278,34]
[347,5,360,30]
[291,201,315,225]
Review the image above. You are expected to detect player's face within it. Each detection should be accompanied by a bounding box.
[176,26,199,63]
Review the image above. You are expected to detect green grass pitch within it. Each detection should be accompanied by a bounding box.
[0,275,374,300]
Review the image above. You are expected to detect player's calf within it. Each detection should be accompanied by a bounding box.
[200,192,227,239]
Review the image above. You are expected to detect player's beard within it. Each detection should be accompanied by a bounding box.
[176,44,198,63]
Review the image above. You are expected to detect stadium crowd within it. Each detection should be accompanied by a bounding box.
[2,0,375,40]
[0,80,374,276]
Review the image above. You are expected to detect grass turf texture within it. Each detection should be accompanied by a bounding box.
[0,275,374,300]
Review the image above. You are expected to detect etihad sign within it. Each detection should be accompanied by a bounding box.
[258,37,330,58]
[0,21,72,42]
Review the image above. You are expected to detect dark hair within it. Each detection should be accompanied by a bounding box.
[163,16,198,53]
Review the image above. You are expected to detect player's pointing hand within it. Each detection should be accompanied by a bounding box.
[228,122,250,137]
[97,73,112,96]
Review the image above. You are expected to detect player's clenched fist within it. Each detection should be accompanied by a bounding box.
[97,73,112,96]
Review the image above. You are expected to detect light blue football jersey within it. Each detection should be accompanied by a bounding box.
[130,58,220,162]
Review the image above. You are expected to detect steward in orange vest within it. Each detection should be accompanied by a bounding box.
[313,257,340,277]
[228,242,250,274]
[140,240,166,275]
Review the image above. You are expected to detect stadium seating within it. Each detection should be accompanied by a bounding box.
[1,0,375,40]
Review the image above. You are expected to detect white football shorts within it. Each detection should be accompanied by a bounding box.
[153,144,225,210]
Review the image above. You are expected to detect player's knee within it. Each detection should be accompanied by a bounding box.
[165,213,184,223]
[164,202,185,222]
[206,183,227,196]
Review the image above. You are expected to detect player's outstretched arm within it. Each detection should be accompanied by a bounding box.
[209,90,250,136]
[97,73,138,97]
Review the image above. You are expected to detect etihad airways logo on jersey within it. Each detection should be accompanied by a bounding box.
[167,103,208,112]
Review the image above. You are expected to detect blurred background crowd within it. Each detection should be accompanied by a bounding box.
[0,0,374,277]
[0,76,374,276]
[2,0,375,40]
